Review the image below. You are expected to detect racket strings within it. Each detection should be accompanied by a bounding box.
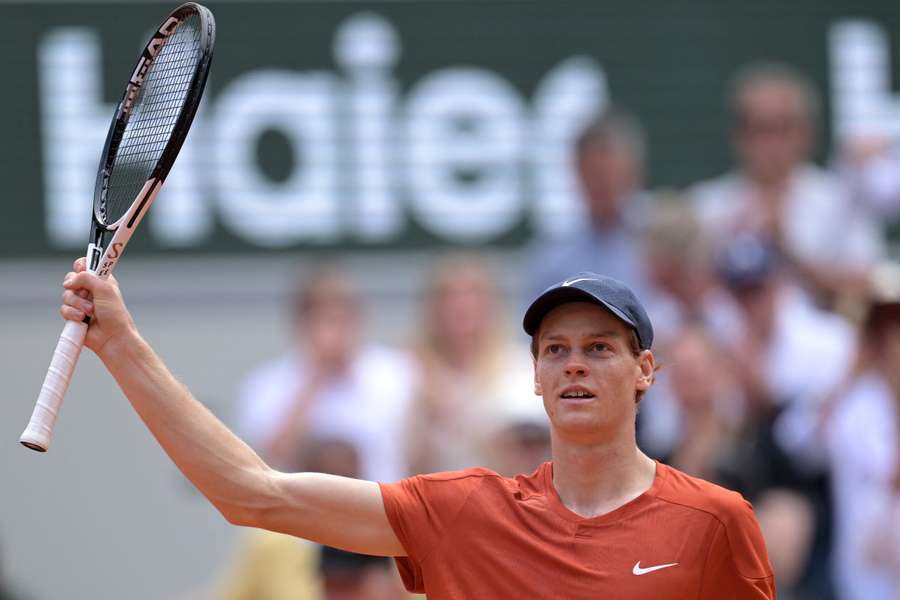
[100,14,203,224]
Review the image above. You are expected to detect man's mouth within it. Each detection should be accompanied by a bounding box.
[560,389,595,399]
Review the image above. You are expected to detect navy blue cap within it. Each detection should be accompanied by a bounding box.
[523,272,654,350]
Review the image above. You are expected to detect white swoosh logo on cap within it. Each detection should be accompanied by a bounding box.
[632,561,678,575]
[561,277,592,287]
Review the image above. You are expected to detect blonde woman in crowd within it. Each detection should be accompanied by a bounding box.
[407,255,544,476]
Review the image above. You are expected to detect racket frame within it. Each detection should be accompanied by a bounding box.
[20,2,215,452]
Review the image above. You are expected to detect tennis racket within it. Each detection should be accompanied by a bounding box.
[20,2,216,452]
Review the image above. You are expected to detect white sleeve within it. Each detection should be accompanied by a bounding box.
[849,151,900,219]
[773,398,829,472]
[235,359,295,452]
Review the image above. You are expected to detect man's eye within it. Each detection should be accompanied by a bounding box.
[591,343,609,353]
[547,344,563,354]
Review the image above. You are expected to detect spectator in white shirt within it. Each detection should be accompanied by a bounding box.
[691,62,884,303]
[235,267,418,482]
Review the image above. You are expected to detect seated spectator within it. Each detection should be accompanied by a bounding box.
[524,107,653,302]
[408,255,536,474]
[235,266,418,482]
[691,62,884,302]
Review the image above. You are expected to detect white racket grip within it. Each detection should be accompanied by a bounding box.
[20,319,89,452]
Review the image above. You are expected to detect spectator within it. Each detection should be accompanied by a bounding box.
[651,322,820,598]
[235,266,417,482]
[634,198,743,461]
[215,438,407,600]
[691,62,884,302]
[407,255,536,474]
[525,107,653,301]
[716,234,856,598]
[780,264,900,600]
[215,526,320,600]
[657,323,744,484]
[716,234,854,414]
[484,382,551,478]
[639,196,742,345]
[319,546,404,600]
[837,134,900,221]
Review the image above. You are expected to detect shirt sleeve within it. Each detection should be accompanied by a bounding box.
[698,499,776,599]
[378,471,486,592]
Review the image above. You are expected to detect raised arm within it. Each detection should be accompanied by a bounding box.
[61,259,404,557]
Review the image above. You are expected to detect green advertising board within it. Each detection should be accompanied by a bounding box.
[0,1,898,256]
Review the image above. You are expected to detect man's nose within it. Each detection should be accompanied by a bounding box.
[564,352,589,377]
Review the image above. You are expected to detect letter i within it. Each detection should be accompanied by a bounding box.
[334,13,403,241]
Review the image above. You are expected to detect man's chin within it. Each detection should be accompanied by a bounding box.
[550,416,608,439]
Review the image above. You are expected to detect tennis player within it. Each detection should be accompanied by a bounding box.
[61,262,775,598]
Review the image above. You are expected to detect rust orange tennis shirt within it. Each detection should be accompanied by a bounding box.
[379,461,775,599]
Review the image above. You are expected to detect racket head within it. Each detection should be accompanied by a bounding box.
[92,2,215,233]
[19,4,215,453]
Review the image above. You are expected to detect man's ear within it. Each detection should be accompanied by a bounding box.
[636,350,655,391]
[533,357,543,396]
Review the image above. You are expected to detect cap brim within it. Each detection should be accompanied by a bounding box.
[522,287,638,336]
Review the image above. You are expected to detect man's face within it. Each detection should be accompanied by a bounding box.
[733,81,812,184]
[301,292,361,371]
[430,272,493,346]
[533,302,653,442]
[577,143,640,222]
[669,328,723,410]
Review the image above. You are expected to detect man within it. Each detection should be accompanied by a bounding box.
[236,267,416,481]
[691,62,883,300]
[715,234,854,413]
[525,108,653,302]
[61,262,774,598]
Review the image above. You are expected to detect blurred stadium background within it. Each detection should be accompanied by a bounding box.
[2,1,900,598]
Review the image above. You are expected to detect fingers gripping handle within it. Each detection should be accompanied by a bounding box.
[20,320,89,452]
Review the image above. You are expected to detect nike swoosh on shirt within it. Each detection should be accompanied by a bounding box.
[632,561,679,575]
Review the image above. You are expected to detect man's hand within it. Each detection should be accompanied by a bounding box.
[61,257,137,355]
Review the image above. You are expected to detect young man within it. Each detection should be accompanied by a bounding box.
[61,263,774,598]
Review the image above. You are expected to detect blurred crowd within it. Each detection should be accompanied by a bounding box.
[206,62,900,600]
